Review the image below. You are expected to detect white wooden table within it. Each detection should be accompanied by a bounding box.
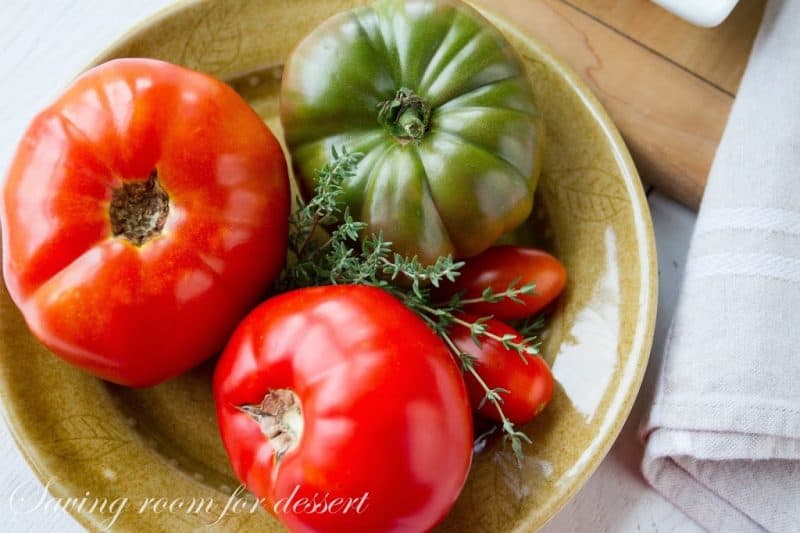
[0,1,702,531]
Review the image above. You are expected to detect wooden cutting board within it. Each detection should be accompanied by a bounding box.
[472,0,766,210]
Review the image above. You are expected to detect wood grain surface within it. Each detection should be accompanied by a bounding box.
[473,0,766,209]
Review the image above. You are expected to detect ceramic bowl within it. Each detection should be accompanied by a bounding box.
[0,0,657,530]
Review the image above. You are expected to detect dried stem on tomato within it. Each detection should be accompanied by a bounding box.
[239,388,304,463]
[109,169,169,246]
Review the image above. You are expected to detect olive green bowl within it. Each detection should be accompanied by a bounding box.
[0,0,657,531]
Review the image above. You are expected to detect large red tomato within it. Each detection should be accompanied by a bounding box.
[1,58,289,386]
[214,285,473,532]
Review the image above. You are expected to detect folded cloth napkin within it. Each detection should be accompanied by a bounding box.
[640,1,800,531]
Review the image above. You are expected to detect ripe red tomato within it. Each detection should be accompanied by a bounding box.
[451,314,553,424]
[1,58,289,386]
[214,285,473,532]
[439,245,567,320]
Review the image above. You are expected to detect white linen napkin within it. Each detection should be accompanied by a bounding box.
[640,1,800,531]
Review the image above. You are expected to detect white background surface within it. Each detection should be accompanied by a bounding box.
[0,1,703,531]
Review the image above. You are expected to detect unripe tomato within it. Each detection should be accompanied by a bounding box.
[281,0,544,264]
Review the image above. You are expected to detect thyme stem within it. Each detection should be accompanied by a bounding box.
[439,331,509,425]
[295,212,322,258]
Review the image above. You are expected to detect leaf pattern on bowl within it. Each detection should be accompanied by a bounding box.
[447,449,550,532]
[545,167,627,222]
[181,2,243,73]
[36,415,129,462]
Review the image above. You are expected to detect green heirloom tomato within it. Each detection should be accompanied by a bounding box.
[281,0,544,263]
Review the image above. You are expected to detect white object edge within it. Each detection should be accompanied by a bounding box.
[651,0,740,27]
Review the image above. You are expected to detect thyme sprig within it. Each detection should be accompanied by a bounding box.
[278,146,543,462]
[438,277,536,308]
[514,313,548,339]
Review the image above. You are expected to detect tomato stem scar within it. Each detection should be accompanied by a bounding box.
[239,389,304,462]
[109,169,169,246]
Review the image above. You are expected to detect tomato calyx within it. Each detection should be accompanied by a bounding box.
[377,87,430,142]
[239,388,304,461]
[109,169,170,246]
